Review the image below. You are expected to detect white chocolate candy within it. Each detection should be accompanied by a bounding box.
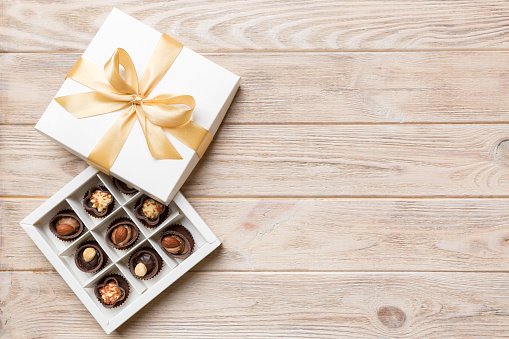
[90,190,112,212]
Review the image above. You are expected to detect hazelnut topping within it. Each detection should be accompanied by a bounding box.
[83,247,97,262]
[134,263,147,277]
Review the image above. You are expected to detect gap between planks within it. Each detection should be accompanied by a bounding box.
[8,121,509,126]
[5,49,509,54]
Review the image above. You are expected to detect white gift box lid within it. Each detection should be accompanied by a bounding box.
[36,8,240,204]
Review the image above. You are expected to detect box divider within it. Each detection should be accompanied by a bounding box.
[91,229,120,263]
[58,230,92,257]
[115,236,150,264]
[125,191,144,206]
[115,261,147,294]
[82,262,117,288]
[65,197,95,231]
[122,206,152,239]
[153,207,183,235]
[92,204,124,230]
[97,173,126,205]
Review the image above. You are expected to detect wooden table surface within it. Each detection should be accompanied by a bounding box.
[3,1,509,337]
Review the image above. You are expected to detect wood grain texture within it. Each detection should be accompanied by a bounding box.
[3,124,509,198]
[2,271,509,338]
[4,51,509,125]
[3,1,509,52]
[4,1,509,336]
[4,198,509,272]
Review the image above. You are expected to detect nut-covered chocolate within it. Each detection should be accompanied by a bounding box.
[82,185,115,218]
[128,247,162,280]
[159,225,194,259]
[49,210,84,241]
[94,274,129,309]
[99,281,123,305]
[105,218,139,250]
[141,198,164,219]
[74,241,107,273]
[90,190,112,212]
[134,195,168,228]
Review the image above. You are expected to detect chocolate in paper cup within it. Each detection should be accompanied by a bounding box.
[82,185,115,218]
[74,240,108,273]
[94,274,130,309]
[112,177,138,195]
[49,209,85,242]
[159,224,195,259]
[105,217,140,250]
[134,195,169,228]
[128,247,163,280]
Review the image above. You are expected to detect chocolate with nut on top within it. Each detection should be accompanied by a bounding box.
[94,274,129,309]
[83,185,115,218]
[134,195,168,228]
[129,247,162,280]
[159,225,194,259]
[105,218,139,250]
[49,210,84,241]
[75,241,107,273]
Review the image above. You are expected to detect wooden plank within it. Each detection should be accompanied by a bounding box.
[5,197,509,272]
[2,125,509,198]
[3,1,509,52]
[4,52,509,125]
[2,271,509,337]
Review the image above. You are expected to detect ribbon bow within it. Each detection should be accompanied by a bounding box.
[55,34,212,175]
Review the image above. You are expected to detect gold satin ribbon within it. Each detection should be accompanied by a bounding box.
[54,34,212,175]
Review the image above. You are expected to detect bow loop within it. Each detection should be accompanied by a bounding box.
[54,34,213,175]
[104,48,139,94]
[142,94,195,127]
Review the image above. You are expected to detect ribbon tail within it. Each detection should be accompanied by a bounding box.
[55,92,131,118]
[139,34,183,97]
[87,106,138,175]
[67,57,122,94]
[165,121,213,158]
[136,106,182,160]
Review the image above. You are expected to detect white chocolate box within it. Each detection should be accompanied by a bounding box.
[35,8,240,205]
[20,166,221,334]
